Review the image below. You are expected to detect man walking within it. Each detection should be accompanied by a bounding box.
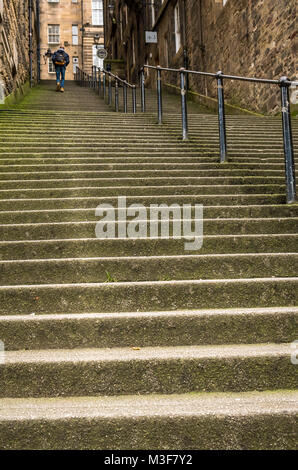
[51,46,70,92]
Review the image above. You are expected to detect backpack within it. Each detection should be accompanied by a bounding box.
[54,52,66,66]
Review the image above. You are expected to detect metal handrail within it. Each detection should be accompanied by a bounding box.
[75,66,137,114]
[140,65,297,204]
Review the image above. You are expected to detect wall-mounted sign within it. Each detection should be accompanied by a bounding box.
[145,31,158,44]
[97,48,108,59]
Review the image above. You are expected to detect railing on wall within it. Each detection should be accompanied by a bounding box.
[75,64,297,204]
[75,66,137,114]
[140,65,297,204]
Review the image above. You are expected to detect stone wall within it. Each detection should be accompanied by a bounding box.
[0,0,39,101]
[186,0,297,113]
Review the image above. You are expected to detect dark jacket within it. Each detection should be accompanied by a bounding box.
[52,49,70,68]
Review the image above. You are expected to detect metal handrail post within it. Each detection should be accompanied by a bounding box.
[103,72,106,98]
[132,86,137,114]
[280,77,296,203]
[91,67,94,88]
[108,75,112,105]
[157,66,163,124]
[180,68,188,140]
[140,68,146,112]
[115,79,119,112]
[216,71,227,163]
[123,82,128,113]
[93,66,97,90]
[98,68,101,95]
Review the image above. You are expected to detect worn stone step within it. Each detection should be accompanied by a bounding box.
[0,343,296,398]
[1,307,296,351]
[0,278,296,315]
[0,177,286,190]
[1,217,296,241]
[0,194,287,211]
[0,184,286,199]
[0,390,297,449]
[2,253,297,285]
[0,217,298,241]
[1,234,297,260]
[0,161,286,170]
[0,142,287,150]
[0,154,284,162]
[1,204,296,224]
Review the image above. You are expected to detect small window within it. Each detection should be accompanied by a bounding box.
[48,24,60,44]
[48,59,55,73]
[72,25,78,45]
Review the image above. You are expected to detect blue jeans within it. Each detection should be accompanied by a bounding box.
[55,66,66,87]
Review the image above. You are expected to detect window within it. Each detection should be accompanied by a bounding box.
[48,25,60,44]
[92,0,103,25]
[174,3,181,53]
[72,25,78,45]
[48,0,59,3]
[48,59,55,73]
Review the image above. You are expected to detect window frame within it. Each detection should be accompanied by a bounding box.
[48,24,60,44]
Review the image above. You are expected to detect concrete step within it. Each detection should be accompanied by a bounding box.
[0,343,296,398]
[1,234,297,260]
[0,161,286,169]
[1,81,297,451]
[0,194,287,211]
[0,278,296,315]
[0,184,287,199]
[1,253,297,285]
[0,177,286,189]
[1,218,296,241]
[1,204,296,224]
[0,390,296,449]
[1,307,296,351]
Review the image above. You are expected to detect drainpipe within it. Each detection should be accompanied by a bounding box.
[29,0,33,87]
[199,0,207,96]
[81,0,84,70]
[36,0,41,83]
[182,0,189,88]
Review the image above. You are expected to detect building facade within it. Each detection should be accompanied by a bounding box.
[40,0,104,81]
[104,0,297,113]
[0,0,39,104]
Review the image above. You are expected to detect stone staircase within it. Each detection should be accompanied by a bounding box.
[0,80,297,449]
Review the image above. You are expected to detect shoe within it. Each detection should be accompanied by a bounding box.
[60,87,64,92]
[56,83,60,91]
